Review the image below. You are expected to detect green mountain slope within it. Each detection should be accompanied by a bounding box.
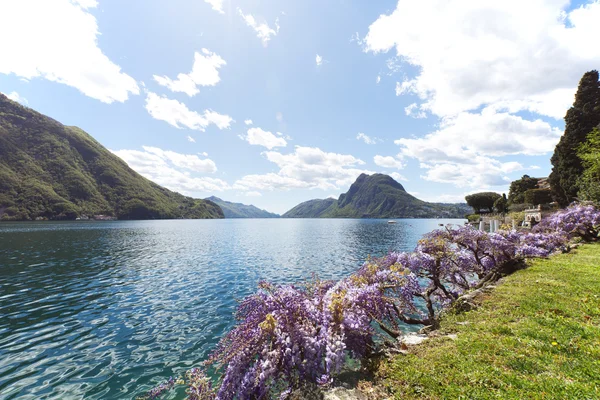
[282,198,337,218]
[0,94,223,221]
[283,173,471,218]
[205,196,279,218]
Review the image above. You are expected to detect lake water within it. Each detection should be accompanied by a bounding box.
[0,218,464,399]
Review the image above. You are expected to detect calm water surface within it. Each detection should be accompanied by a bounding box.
[0,218,464,399]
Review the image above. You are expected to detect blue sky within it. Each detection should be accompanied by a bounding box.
[1,0,599,214]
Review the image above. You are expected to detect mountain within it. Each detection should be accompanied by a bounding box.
[283,173,471,218]
[205,196,279,218]
[282,198,337,218]
[0,94,223,221]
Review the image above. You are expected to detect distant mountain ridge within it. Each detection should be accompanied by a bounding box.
[205,196,279,218]
[283,173,471,218]
[0,93,223,221]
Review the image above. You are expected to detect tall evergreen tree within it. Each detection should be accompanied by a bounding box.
[549,70,600,206]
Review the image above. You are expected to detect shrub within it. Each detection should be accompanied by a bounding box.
[523,189,553,205]
[466,214,480,222]
[140,206,600,400]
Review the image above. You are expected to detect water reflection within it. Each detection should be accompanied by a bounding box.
[0,218,463,399]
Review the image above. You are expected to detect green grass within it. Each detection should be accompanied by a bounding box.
[377,244,600,399]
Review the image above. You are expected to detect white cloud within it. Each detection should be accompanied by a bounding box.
[153,49,226,97]
[238,8,279,46]
[241,127,287,149]
[405,103,426,119]
[0,0,139,103]
[356,132,380,145]
[396,108,562,160]
[186,135,196,143]
[113,146,228,195]
[365,0,600,119]
[203,0,224,14]
[242,128,288,149]
[374,155,404,169]
[316,54,323,66]
[145,91,232,131]
[142,146,216,173]
[234,146,371,191]
[389,172,408,182]
[393,108,559,188]
[417,192,474,204]
[418,158,523,188]
[244,119,253,126]
[376,75,381,84]
[4,91,28,105]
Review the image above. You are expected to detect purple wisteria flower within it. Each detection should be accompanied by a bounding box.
[142,204,600,400]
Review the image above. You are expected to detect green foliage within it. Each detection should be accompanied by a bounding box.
[378,244,600,399]
[508,175,540,204]
[508,211,525,225]
[549,70,600,205]
[523,188,554,205]
[466,214,480,223]
[283,198,337,218]
[508,203,533,212]
[283,174,472,218]
[0,94,224,221]
[577,128,600,203]
[205,196,280,218]
[465,192,501,214]
[493,193,509,213]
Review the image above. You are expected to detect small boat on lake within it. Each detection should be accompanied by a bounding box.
[387,220,397,224]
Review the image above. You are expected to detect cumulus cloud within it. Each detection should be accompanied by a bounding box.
[4,91,28,105]
[365,0,600,119]
[405,103,426,119]
[396,108,562,160]
[244,119,253,125]
[145,91,232,131]
[0,0,139,103]
[234,146,371,191]
[374,155,404,169]
[241,127,287,149]
[418,157,524,188]
[393,108,559,188]
[186,135,196,143]
[389,172,408,182]
[238,8,279,46]
[316,54,323,66]
[153,49,226,97]
[113,146,228,195]
[356,132,380,145]
[203,0,224,14]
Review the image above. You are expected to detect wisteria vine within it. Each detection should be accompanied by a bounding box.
[139,204,600,400]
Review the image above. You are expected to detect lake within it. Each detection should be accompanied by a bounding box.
[0,218,464,399]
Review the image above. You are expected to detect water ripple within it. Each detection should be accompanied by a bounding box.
[0,218,463,399]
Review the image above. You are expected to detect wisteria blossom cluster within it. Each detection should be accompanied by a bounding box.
[534,204,600,242]
[141,205,599,400]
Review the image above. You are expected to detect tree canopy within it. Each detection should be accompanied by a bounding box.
[465,192,501,214]
[577,128,600,203]
[523,189,554,206]
[549,70,600,205]
[508,175,540,205]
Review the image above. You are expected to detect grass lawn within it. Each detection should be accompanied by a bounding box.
[376,243,600,399]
